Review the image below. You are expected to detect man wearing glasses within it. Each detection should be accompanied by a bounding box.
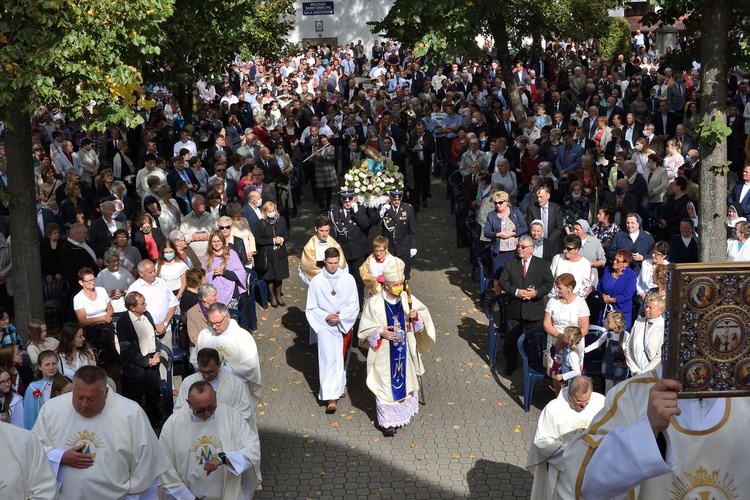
[499,234,554,376]
[175,347,257,433]
[526,375,604,499]
[159,381,262,499]
[190,303,262,408]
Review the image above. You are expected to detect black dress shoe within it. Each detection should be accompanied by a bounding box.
[277,298,287,307]
[382,427,396,437]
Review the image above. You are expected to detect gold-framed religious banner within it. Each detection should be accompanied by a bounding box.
[665,262,750,398]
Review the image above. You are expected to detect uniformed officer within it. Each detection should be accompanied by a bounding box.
[379,188,418,279]
[329,189,373,303]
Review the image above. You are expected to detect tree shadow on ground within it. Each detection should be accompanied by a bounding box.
[466,458,533,498]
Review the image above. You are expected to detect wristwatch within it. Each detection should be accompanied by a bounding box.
[218,452,227,465]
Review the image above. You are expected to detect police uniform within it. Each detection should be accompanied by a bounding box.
[380,189,418,279]
[329,190,373,302]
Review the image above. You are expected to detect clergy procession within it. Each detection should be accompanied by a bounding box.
[4,17,750,498]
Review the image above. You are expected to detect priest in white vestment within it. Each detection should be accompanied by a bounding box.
[190,302,262,408]
[31,366,168,500]
[298,215,347,285]
[564,365,750,499]
[159,381,261,500]
[176,347,258,436]
[526,376,605,499]
[0,423,59,500]
[357,257,436,436]
[358,235,396,300]
[305,248,359,413]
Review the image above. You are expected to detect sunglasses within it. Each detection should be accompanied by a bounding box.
[494,201,506,205]
[218,225,232,230]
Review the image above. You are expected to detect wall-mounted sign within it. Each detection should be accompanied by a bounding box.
[302,1,334,16]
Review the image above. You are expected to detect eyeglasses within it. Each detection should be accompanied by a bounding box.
[517,245,532,250]
[209,314,229,327]
[563,247,577,251]
[81,278,96,283]
[218,225,232,230]
[198,368,218,377]
[192,405,218,416]
[0,378,11,385]
[570,395,590,409]
[494,201,506,205]
[614,259,627,264]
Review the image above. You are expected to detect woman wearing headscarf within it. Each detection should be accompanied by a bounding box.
[726,202,746,239]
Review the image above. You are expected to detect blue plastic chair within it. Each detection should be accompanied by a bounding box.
[476,246,492,306]
[517,327,550,412]
[583,325,608,377]
[485,294,508,367]
[158,343,174,417]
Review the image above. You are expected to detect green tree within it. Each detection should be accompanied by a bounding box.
[369,0,622,122]
[0,0,173,340]
[643,0,746,262]
[143,0,296,120]
[599,17,633,62]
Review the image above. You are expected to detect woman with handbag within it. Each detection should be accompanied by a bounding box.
[483,190,528,296]
[255,201,289,308]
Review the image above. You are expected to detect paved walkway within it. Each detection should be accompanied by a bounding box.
[253,179,547,498]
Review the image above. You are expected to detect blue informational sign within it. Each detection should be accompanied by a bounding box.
[302,1,334,15]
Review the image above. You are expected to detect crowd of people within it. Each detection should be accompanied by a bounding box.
[0,25,748,499]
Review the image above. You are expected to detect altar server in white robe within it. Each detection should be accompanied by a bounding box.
[357,257,436,437]
[305,248,359,414]
[158,381,261,500]
[175,347,258,435]
[0,423,59,500]
[190,302,262,408]
[526,375,605,499]
[564,366,750,499]
[31,366,168,500]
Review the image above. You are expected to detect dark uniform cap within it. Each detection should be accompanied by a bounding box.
[339,189,356,201]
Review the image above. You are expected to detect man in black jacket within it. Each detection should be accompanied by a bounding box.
[379,189,418,279]
[329,189,373,304]
[499,235,554,376]
[407,120,436,207]
[117,291,163,428]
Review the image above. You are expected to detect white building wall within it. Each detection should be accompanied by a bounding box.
[290,0,396,51]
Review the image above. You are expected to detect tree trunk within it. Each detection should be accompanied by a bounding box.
[5,109,44,343]
[697,0,729,263]
[492,14,527,125]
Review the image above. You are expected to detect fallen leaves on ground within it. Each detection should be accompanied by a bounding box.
[410,443,418,449]
[514,424,521,433]
[330,422,339,428]
[497,401,506,407]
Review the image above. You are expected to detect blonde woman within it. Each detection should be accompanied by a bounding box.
[202,229,246,309]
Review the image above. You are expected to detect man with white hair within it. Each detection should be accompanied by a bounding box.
[127,259,178,350]
[526,375,605,499]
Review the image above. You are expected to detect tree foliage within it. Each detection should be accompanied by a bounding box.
[599,17,633,63]
[0,0,174,127]
[142,0,295,115]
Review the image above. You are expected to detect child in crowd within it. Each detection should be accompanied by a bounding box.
[553,326,584,395]
[585,310,629,394]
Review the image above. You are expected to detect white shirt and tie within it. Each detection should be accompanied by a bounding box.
[540,204,549,238]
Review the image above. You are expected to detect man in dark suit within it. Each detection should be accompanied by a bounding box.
[88,201,127,258]
[205,133,233,175]
[673,124,693,156]
[211,164,239,203]
[379,189,418,279]
[117,291,163,428]
[496,109,520,142]
[581,107,600,141]
[499,234,554,375]
[728,164,750,216]
[622,113,643,148]
[526,185,564,254]
[644,124,665,158]
[622,161,650,223]
[167,156,199,197]
[256,147,283,185]
[407,120,436,207]
[341,139,363,175]
[598,97,625,126]
[601,179,639,228]
[380,137,405,175]
[241,191,263,235]
[551,112,568,132]
[554,130,585,181]
[652,100,678,140]
[548,91,572,118]
[242,168,277,207]
[60,223,99,297]
[458,165,481,247]
[328,189,374,303]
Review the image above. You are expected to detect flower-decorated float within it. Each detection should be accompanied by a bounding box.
[343,146,405,208]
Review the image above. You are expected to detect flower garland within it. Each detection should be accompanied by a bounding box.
[343,158,404,208]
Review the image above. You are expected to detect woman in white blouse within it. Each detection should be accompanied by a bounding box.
[549,234,594,299]
[73,267,114,363]
[155,240,190,301]
[56,322,96,377]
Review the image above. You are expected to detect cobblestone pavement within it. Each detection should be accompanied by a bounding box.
[253,179,548,499]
